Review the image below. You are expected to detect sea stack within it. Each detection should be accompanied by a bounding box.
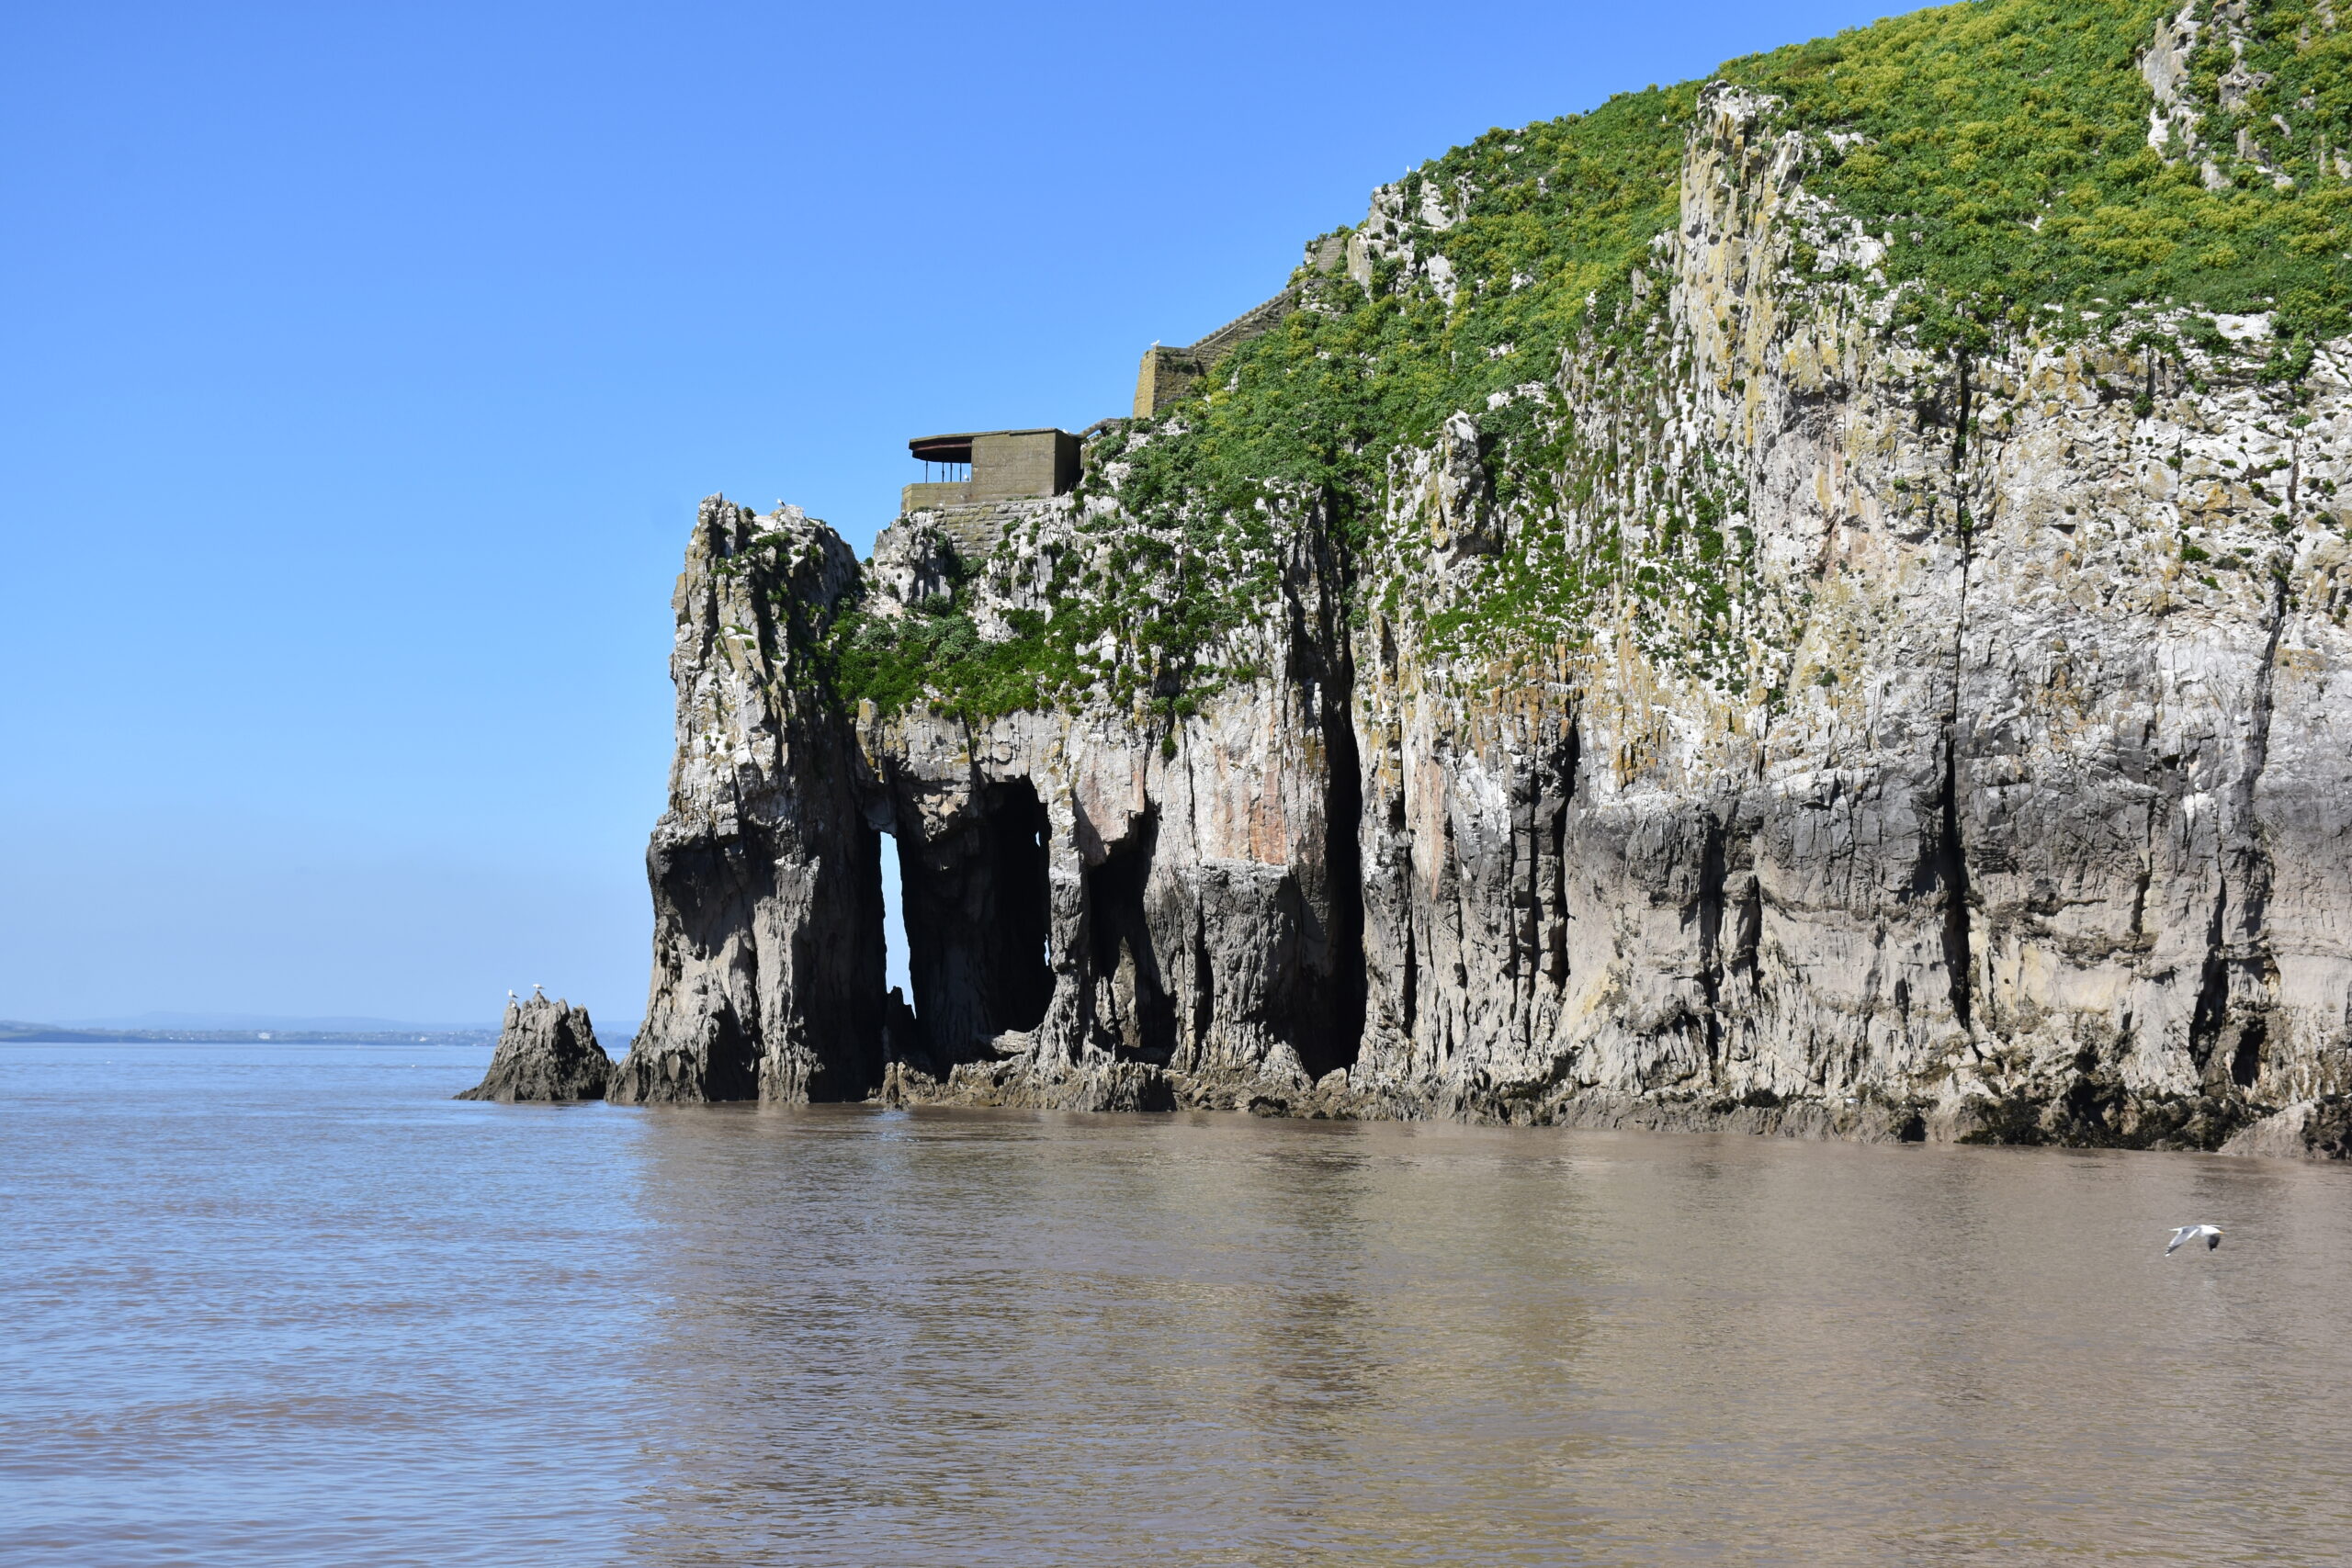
[458,994,611,1102]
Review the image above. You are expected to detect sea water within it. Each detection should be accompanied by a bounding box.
[4,1041,2349,1565]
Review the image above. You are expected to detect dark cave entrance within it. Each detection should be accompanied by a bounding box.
[2229,1018,2266,1089]
[893,775,1057,1064]
[1302,694,1367,1080]
[1087,808,1176,1065]
[978,779,1055,1035]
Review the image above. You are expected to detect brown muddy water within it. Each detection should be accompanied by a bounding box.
[5,1042,2349,1565]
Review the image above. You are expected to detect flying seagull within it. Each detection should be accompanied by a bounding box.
[2165,1224,2223,1255]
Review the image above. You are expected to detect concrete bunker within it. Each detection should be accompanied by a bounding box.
[902,429,1080,513]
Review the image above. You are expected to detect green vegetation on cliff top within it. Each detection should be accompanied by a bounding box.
[1197,0,2349,498]
[833,0,2352,721]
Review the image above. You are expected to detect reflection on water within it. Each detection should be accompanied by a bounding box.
[6,1043,2350,1565]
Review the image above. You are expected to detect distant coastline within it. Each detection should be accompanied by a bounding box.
[0,1019,499,1047]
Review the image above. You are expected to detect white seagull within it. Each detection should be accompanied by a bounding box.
[2165,1224,2223,1255]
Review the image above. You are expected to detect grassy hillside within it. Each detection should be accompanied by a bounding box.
[1189,0,2348,496]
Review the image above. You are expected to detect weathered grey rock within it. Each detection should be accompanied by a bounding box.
[867,515,957,609]
[457,994,610,1102]
[605,499,884,1105]
[2221,1097,2352,1160]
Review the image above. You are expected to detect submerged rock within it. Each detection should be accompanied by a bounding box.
[458,995,610,1102]
[2221,1097,2352,1161]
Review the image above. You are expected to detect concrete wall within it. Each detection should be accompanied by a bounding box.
[1133,289,1295,417]
[901,479,975,512]
[902,431,1079,517]
[970,430,1080,502]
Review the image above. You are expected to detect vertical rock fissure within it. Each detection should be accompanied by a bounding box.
[1400,913,1419,1042]
[1087,809,1176,1066]
[1190,906,1216,1062]
[1699,818,1727,1075]
[1551,722,1578,984]
[2189,878,2232,1077]
[2195,579,2290,1089]
[1290,502,1366,1078]
[878,829,929,1074]
[1322,686,1368,1074]
[1518,720,1580,1050]
[1939,741,1973,1034]
[1940,361,1977,1038]
[2237,582,2290,1087]
[1950,353,1973,473]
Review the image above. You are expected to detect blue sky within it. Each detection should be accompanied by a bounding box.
[0,0,1902,1028]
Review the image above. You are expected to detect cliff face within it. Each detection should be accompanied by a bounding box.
[609,8,2352,1153]
[1339,86,2352,1146]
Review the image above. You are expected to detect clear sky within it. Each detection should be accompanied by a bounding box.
[1,0,1904,1029]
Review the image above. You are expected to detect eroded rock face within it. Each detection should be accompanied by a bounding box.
[845,495,1362,1109]
[605,500,884,1105]
[616,89,2352,1156]
[458,995,610,1102]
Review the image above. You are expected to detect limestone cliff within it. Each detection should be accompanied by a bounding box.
[610,0,2352,1154]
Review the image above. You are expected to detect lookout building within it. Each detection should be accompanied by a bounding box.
[902,428,1080,513]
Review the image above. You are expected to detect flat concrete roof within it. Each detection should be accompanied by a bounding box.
[908,428,1071,464]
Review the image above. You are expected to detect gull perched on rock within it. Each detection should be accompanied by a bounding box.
[2165,1224,2223,1255]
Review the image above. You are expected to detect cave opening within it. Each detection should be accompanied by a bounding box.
[874,827,930,1073]
[1087,809,1176,1064]
[888,776,1056,1066]
[2230,1018,2266,1089]
[979,778,1055,1035]
[1305,692,1367,1079]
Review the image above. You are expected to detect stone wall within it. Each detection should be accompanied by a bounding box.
[1133,290,1296,417]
